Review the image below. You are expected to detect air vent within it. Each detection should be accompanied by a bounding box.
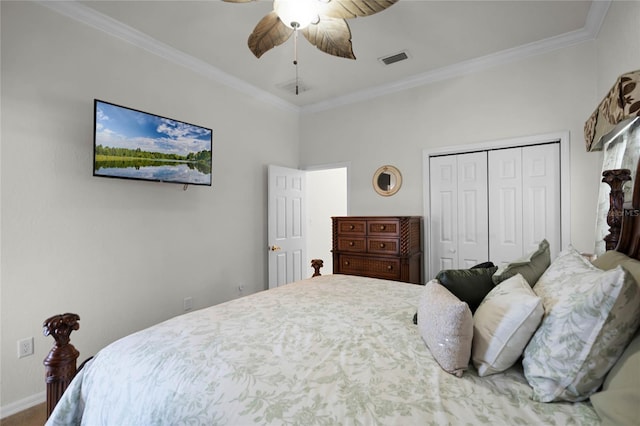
[379,51,410,66]
[277,79,309,94]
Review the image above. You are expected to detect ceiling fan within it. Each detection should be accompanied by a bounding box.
[223,0,399,59]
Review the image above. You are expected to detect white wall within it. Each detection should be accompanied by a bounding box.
[306,167,348,274]
[0,1,299,412]
[300,1,640,256]
[2,0,640,416]
[595,0,640,94]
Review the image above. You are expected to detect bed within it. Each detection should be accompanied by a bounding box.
[44,166,640,425]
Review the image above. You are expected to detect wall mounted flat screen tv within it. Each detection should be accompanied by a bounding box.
[93,99,213,186]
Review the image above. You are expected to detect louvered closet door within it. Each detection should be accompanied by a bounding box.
[429,152,488,276]
[488,144,560,266]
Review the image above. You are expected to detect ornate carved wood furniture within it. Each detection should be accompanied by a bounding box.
[332,216,422,284]
[43,313,81,419]
[613,164,640,258]
[602,168,632,250]
[311,259,324,277]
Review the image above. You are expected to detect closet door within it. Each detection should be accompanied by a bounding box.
[457,153,489,268]
[521,144,561,259]
[430,155,458,274]
[488,149,524,265]
[429,152,488,276]
[488,144,560,265]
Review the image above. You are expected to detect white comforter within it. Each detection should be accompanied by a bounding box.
[47,274,600,425]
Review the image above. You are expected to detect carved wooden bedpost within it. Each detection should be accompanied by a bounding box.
[311,259,323,277]
[602,168,632,250]
[43,313,80,418]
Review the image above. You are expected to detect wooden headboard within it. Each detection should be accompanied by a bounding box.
[602,159,640,260]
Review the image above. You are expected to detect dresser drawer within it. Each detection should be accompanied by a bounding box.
[336,219,367,235]
[337,237,366,252]
[367,238,399,255]
[332,216,422,284]
[336,254,401,281]
[367,220,400,237]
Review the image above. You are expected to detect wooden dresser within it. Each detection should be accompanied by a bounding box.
[332,216,422,284]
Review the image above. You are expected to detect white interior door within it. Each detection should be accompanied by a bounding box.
[457,152,490,268]
[488,148,524,265]
[268,165,306,289]
[429,155,458,275]
[425,133,569,278]
[429,152,488,276]
[488,144,560,265]
[521,144,561,259]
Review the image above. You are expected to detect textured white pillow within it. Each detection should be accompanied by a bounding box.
[472,274,543,376]
[418,280,473,377]
[523,246,640,402]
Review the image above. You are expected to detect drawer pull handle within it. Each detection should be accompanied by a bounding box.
[387,265,393,270]
[349,225,355,230]
[344,261,350,266]
[380,225,386,230]
[349,241,354,246]
[379,243,385,248]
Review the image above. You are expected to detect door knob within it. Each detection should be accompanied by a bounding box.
[269,245,281,251]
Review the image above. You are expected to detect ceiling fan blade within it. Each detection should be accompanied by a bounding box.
[319,0,399,19]
[248,11,294,58]
[302,18,355,60]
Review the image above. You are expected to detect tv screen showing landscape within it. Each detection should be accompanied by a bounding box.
[93,100,213,186]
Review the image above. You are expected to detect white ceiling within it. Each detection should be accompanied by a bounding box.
[44,0,608,112]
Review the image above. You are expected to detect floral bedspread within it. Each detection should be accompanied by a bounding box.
[47,274,600,425]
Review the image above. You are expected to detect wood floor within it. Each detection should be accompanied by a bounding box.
[0,403,46,426]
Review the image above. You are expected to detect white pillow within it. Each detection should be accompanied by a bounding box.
[418,280,473,377]
[472,274,543,376]
[523,246,640,402]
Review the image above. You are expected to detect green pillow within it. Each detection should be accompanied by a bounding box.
[435,266,498,313]
[591,330,640,426]
[492,239,550,286]
[593,250,640,285]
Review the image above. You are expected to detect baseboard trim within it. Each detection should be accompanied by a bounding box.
[0,392,46,419]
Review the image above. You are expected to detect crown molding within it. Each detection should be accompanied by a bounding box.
[301,0,611,114]
[36,0,300,114]
[37,0,610,115]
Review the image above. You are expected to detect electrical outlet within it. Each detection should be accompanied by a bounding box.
[183,296,193,311]
[17,337,34,358]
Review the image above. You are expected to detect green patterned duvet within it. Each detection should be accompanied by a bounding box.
[47,275,600,425]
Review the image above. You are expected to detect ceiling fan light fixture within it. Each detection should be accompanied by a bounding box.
[274,0,319,29]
